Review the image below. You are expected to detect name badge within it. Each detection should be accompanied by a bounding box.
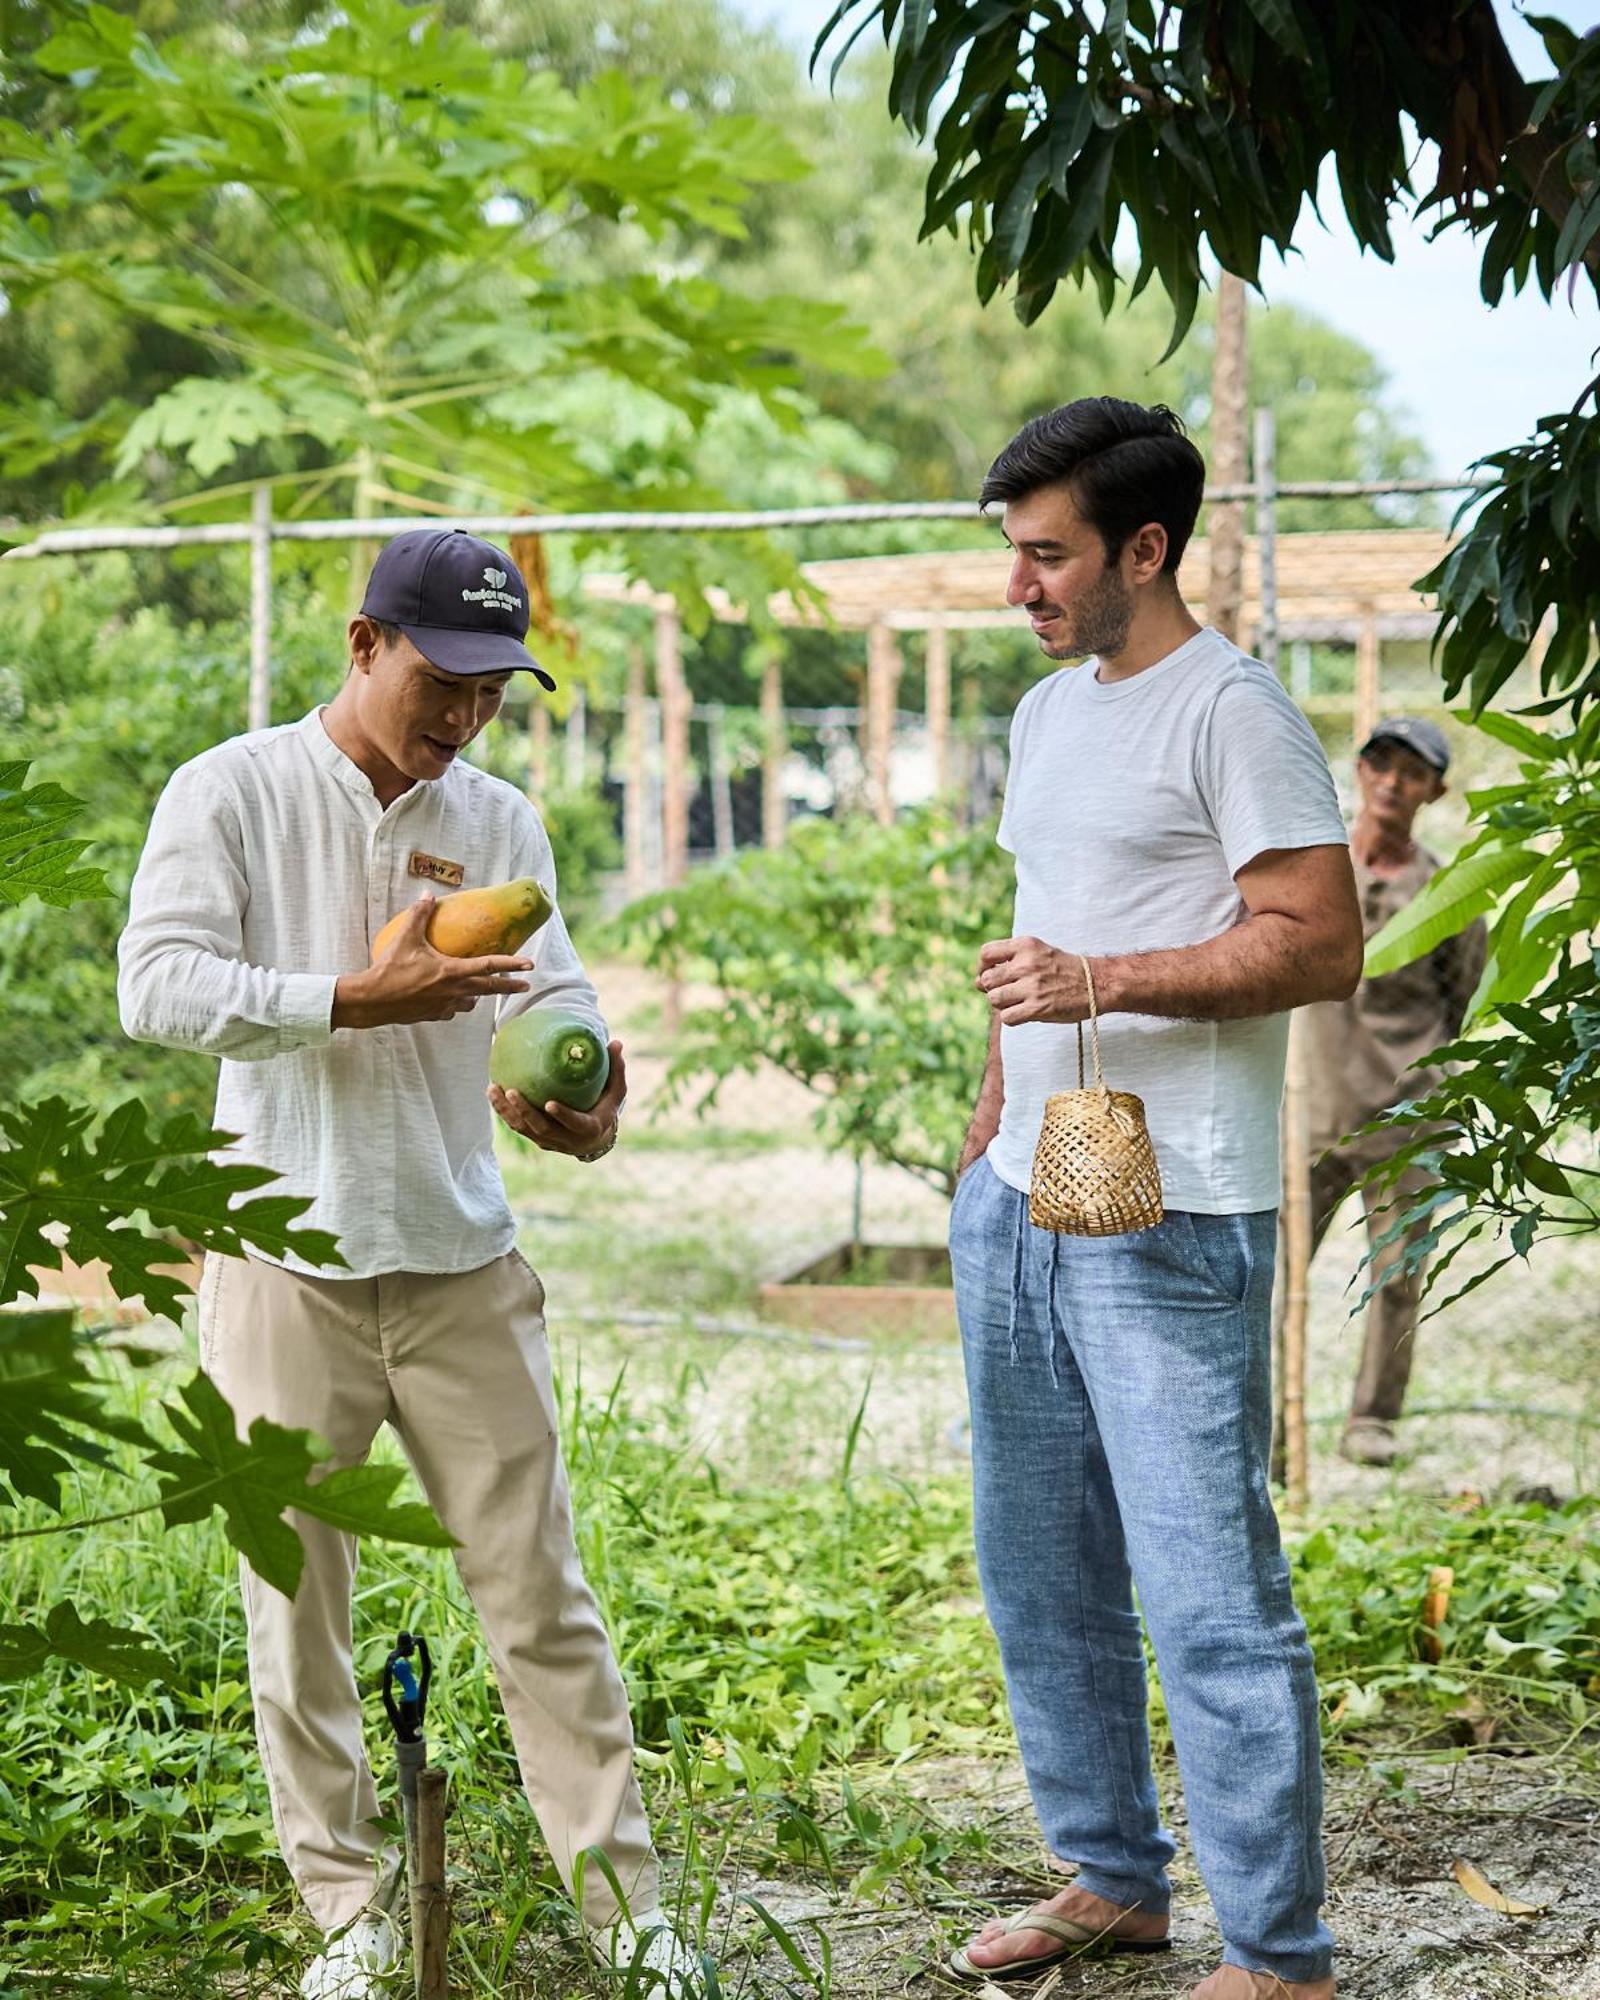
[408,850,465,887]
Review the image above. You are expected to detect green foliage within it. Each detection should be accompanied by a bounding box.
[1422,397,1600,719]
[0,0,882,615]
[1297,1493,1600,1724]
[1352,948,1600,1315]
[818,2,1597,344]
[616,810,1010,1190]
[0,1095,344,1319]
[0,766,456,1696]
[1,1341,1592,1988]
[1358,711,1600,1294]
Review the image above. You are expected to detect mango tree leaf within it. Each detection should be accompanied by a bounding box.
[148,1372,458,1600]
[1365,847,1541,977]
[0,1603,175,1688]
[0,1095,346,1323]
[1453,708,1555,762]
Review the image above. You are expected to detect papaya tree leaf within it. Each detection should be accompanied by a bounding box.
[0,763,108,910]
[0,1603,176,1688]
[0,1305,149,1512]
[147,1372,457,1600]
[0,1095,347,1324]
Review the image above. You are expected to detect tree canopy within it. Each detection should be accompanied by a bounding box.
[820,0,1600,1294]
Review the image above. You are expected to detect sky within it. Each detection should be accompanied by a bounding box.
[728,0,1600,479]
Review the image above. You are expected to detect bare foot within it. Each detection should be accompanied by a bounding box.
[963,1883,1168,1972]
[1186,1967,1335,1999]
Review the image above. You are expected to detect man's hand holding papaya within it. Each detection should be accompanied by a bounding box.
[489,1041,627,1159]
[333,892,533,1028]
[976,936,1097,1026]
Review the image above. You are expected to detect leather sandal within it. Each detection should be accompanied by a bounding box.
[948,1902,1172,1983]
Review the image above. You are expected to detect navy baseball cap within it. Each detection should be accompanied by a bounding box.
[359,528,556,689]
[1359,716,1450,775]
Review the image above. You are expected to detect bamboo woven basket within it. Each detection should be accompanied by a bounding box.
[1028,957,1164,1236]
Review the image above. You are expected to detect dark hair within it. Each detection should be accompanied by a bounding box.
[980,398,1206,573]
[367,616,405,648]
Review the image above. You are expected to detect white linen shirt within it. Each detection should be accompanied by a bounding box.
[117,706,605,1278]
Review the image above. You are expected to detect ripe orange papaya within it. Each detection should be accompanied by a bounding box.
[370,876,552,964]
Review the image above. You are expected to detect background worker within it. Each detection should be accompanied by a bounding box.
[1288,716,1488,1468]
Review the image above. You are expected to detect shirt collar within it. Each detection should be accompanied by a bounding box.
[299,706,439,811]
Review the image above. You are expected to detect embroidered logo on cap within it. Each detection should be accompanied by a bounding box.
[460,563,522,615]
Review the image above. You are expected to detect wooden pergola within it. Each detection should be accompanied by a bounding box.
[583,528,1451,879]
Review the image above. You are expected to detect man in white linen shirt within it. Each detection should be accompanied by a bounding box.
[118,529,693,1999]
[945,401,1362,2000]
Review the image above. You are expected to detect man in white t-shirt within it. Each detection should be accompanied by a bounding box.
[944,401,1361,2000]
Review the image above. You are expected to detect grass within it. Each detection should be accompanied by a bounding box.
[0,1315,1596,1996]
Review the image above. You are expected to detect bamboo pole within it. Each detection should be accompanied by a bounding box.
[1256,406,1308,1505]
[707,702,735,859]
[1354,604,1381,749]
[1280,1012,1312,1512]
[761,655,786,849]
[248,482,273,733]
[1208,275,1249,645]
[527,702,551,798]
[411,1764,449,2000]
[564,687,587,790]
[925,621,951,798]
[623,646,649,900]
[656,605,690,887]
[865,621,901,826]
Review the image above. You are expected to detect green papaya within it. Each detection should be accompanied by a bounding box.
[490,1008,610,1112]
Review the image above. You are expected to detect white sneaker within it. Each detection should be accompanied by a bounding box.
[299,1908,400,2000]
[595,1911,702,1994]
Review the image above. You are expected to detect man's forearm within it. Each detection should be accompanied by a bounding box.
[958,1017,1004,1173]
[1096,913,1360,1022]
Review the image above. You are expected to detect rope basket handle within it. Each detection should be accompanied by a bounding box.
[1075,955,1106,1095]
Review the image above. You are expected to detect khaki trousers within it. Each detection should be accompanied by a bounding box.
[197,1247,657,1935]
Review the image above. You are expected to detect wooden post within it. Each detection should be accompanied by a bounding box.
[623,646,649,900]
[656,605,690,887]
[761,654,786,849]
[411,1764,449,2000]
[1280,1011,1312,1511]
[527,702,551,798]
[925,621,951,799]
[865,621,901,826]
[1354,604,1381,749]
[248,482,272,732]
[707,702,735,859]
[564,687,587,790]
[1208,273,1249,645]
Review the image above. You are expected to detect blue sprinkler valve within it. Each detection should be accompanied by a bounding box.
[381,1630,432,1744]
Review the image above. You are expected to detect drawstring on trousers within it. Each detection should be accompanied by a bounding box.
[1005,1193,1025,1367]
[1004,1188,1067,1385]
[1047,1231,1065,1388]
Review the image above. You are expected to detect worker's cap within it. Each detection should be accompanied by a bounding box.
[359,528,556,690]
[1358,715,1450,775]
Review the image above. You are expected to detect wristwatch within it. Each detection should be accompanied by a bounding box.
[577,1099,624,1164]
